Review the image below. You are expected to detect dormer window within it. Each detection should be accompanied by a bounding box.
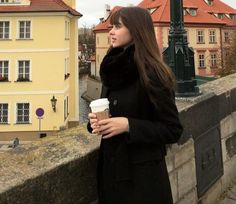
[204,0,214,6]
[208,0,213,6]
[218,13,224,19]
[147,7,158,14]
[225,14,230,19]
[187,8,197,16]
[229,14,236,20]
[183,9,187,16]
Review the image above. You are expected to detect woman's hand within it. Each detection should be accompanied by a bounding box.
[88,113,100,134]
[97,117,129,139]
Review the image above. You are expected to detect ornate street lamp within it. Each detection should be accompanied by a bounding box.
[163,0,201,97]
[50,95,57,112]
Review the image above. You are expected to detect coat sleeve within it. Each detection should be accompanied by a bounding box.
[87,122,93,133]
[126,89,183,145]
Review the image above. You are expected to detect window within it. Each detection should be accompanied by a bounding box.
[19,20,31,39]
[97,36,99,45]
[229,14,235,20]
[17,60,30,81]
[205,0,213,6]
[0,103,8,124]
[197,30,205,43]
[198,54,205,68]
[210,53,217,67]
[0,0,9,3]
[224,32,229,42]
[64,57,70,79]
[209,30,216,43]
[65,21,70,39]
[0,21,10,39]
[218,14,224,19]
[64,96,69,120]
[16,103,30,123]
[0,60,9,81]
[148,8,157,14]
[188,9,197,16]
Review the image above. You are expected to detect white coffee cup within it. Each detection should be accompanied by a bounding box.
[89,98,110,120]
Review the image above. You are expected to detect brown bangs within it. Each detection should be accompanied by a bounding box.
[110,9,122,25]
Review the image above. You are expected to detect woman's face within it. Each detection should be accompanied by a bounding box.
[109,19,133,48]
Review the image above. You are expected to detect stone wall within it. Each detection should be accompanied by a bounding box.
[0,125,100,204]
[0,73,236,204]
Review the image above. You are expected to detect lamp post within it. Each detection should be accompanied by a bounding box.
[163,0,201,97]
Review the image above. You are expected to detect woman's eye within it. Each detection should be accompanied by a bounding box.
[107,25,113,30]
[115,24,121,29]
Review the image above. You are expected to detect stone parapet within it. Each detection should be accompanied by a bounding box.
[0,73,236,204]
[0,125,100,204]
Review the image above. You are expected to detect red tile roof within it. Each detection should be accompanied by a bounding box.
[93,6,122,32]
[94,0,236,31]
[0,0,82,16]
[183,0,198,8]
[192,0,236,14]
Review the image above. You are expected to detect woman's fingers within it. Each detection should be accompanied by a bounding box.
[88,112,101,135]
[88,113,97,119]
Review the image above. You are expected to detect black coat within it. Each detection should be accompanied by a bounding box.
[88,46,183,204]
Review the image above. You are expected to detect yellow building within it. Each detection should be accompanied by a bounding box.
[0,0,81,140]
[93,0,236,77]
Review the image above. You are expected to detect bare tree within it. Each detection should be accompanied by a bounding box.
[217,32,236,77]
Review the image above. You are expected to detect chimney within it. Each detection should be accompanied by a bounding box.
[104,4,111,20]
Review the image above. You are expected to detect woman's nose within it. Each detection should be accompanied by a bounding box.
[109,28,114,35]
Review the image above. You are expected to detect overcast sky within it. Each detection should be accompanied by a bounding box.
[76,0,236,27]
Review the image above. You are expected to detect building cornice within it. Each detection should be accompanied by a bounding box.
[0,11,74,18]
[0,48,70,53]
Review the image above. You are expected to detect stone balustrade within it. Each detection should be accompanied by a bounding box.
[0,73,236,204]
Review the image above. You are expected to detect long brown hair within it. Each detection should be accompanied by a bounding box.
[110,7,175,106]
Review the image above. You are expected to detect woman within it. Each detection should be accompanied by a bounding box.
[88,7,183,204]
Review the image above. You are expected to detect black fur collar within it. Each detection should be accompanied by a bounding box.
[99,45,139,90]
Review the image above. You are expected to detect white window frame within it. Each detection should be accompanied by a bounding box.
[209,30,216,43]
[0,60,9,81]
[16,60,31,81]
[210,53,217,68]
[17,20,32,39]
[0,21,10,39]
[218,14,224,19]
[0,103,9,124]
[64,57,70,78]
[65,20,70,39]
[197,30,205,43]
[64,96,69,121]
[198,54,205,68]
[0,0,9,3]
[230,14,235,20]
[188,8,197,16]
[15,102,31,124]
